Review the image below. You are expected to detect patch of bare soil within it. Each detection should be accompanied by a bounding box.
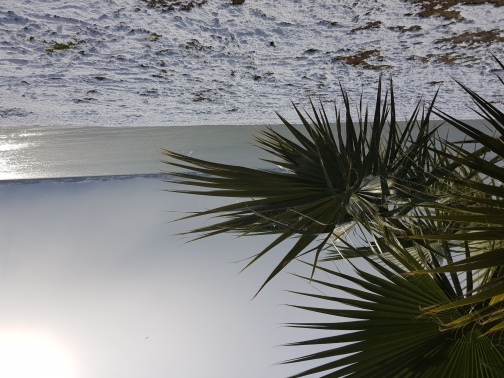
[408,52,479,64]
[408,0,504,19]
[333,50,393,70]
[435,29,504,46]
[351,21,382,32]
[409,28,503,65]
[142,0,208,11]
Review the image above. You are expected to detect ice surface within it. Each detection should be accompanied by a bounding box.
[0,124,276,179]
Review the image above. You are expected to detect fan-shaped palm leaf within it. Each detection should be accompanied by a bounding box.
[284,256,504,377]
[162,79,441,292]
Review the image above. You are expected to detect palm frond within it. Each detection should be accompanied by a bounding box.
[399,56,504,334]
[284,259,504,377]
[162,79,440,292]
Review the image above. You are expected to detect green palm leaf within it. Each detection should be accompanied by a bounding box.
[397,56,504,334]
[284,258,504,377]
[162,79,440,292]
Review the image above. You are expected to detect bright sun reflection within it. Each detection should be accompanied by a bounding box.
[0,329,77,378]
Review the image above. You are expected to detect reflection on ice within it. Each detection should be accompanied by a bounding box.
[0,142,29,152]
[0,124,271,180]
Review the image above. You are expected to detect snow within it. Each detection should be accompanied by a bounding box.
[0,1,502,126]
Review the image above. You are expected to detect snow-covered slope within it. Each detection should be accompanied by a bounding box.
[0,0,502,126]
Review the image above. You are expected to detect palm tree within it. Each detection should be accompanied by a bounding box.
[163,79,442,293]
[162,58,504,376]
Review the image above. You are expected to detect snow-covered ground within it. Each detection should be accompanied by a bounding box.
[0,0,502,126]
